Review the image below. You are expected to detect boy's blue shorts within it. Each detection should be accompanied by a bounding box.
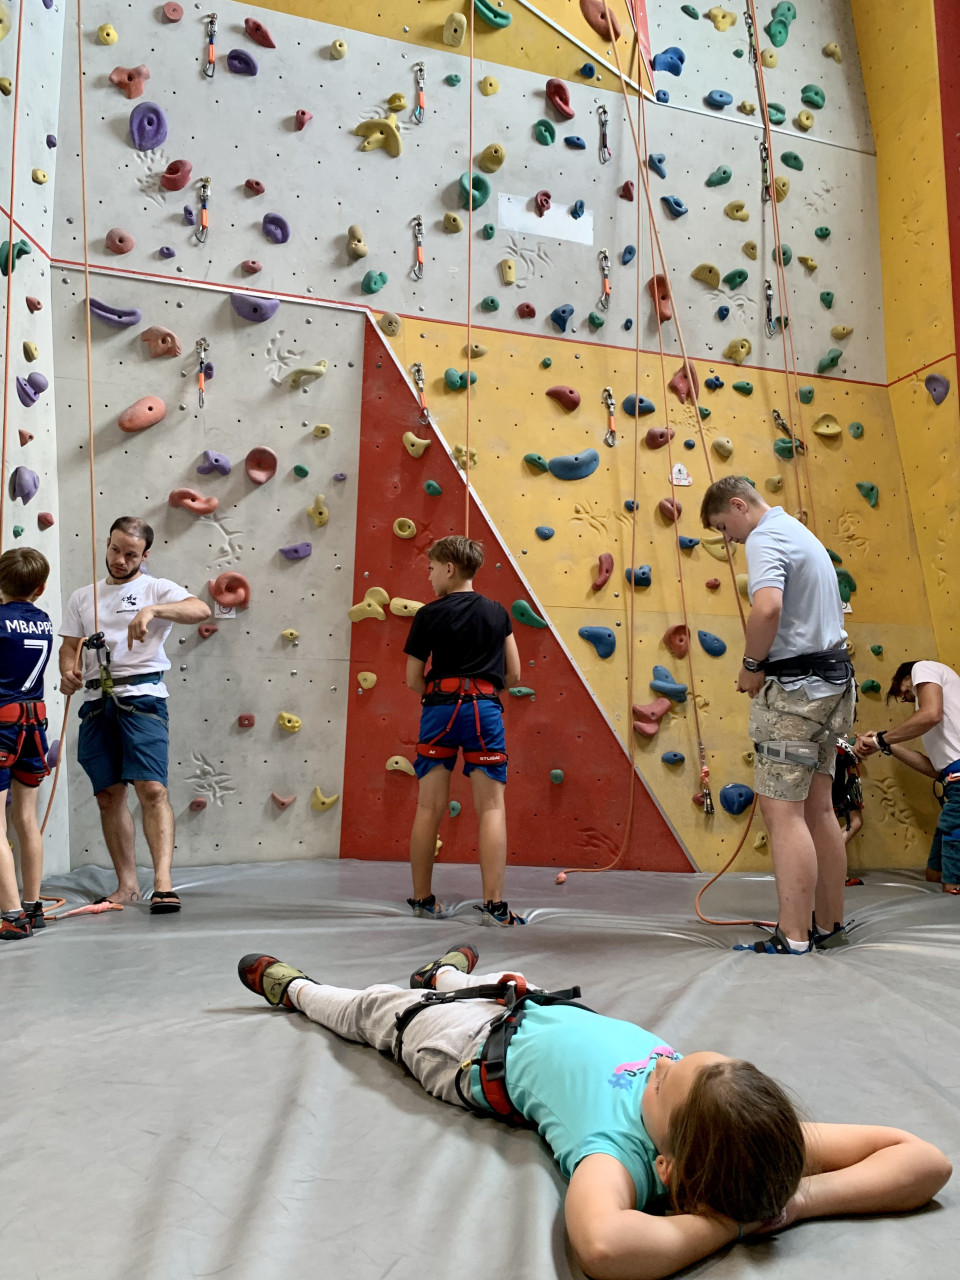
[415,700,507,784]
[77,695,170,795]
[0,721,49,791]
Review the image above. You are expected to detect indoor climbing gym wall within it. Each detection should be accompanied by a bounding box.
[2,0,956,877]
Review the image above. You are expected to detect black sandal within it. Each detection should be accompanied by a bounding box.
[150,890,181,914]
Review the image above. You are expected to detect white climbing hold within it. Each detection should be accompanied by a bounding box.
[386,755,417,776]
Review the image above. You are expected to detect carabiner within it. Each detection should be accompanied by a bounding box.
[764,277,776,336]
[598,105,612,164]
[411,215,424,280]
[598,249,612,311]
[196,337,210,409]
[202,13,217,79]
[744,9,757,63]
[760,141,771,202]
[772,408,806,455]
[411,361,430,425]
[602,386,617,447]
[412,62,425,125]
[195,177,211,244]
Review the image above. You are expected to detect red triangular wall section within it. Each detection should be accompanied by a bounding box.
[340,320,691,873]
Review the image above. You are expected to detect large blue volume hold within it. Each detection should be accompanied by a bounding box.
[650,665,688,703]
[548,449,600,480]
[652,47,686,76]
[720,783,755,815]
[579,626,616,659]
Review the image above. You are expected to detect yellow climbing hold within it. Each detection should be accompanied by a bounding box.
[823,41,842,63]
[454,443,478,470]
[711,437,734,460]
[357,671,377,689]
[499,259,516,285]
[97,23,119,45]
[31,169,48,185]
[306,494,329,527]
[386,755,417,776]
[313,424,331,439]
[737,101,756,116]
[831,325,854,341]
[444,12,467,46]
[354,113,402,158]
[479,75,499,96]
[311,785,340,811]
[705,6,737,31]
[348,586,390,622]
[443,212,464,233]
[797,255,817,272]
[387,92,408,113]
[0,77,11,96]
[702,533,737,560]
[743,751,755,765]
[378,312,401,338]
[330,38,348,59]
[393,517,417,539]
[347,225,368,258]
[742,240,758,260]
[403,431,431,458]
[766,475,783,492]
[691,262,721,288]
[389,597,424,617]
[281,628,300,641]
[736,572,750,598]
[467,342,488,358]
[289,359,328,389]
[724,200,749,222]
[813,413,841,438]
[774,176,789,202]
[761,49,778,68]
[795,110,815,132]
[478,143,506,173]
[753,832,769,850]
[277,712,302,733]
[22,341,38,362]
[723,337,752,365]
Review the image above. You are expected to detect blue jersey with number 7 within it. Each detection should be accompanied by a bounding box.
[0,601,54,704]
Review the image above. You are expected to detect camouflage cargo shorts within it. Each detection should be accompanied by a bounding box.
[748,679,857,802]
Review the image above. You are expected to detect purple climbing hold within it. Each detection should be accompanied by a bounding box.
[159,246,176,258]
[203,362,214,379]
[197,450,232,475]
[46,134,57,149]
[46,739,60,769]
[227,49,259,75]
[333,471,347,481]
[262,213,291,244]
[87,298,142,327]
[42,0,54,7]
[280,542,313,560]
[16,373,49,407]
[230,292,280,323]
[183,206,196,225]
[10,466,40,504]
[925,373,950,405]
[129,102,168,151]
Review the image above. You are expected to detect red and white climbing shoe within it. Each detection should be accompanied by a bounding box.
[410,941,480,990]
[237,954,311,1009]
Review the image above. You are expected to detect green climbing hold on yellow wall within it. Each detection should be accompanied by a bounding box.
[475,0,512,28]
[732,381,753,395]
[827,549,842,564]
[818,348,842,373]
[856,481,879,507]
[698,406,711,419]
[860,679,881,694]
[723,268,748,289]
[848,421,864,439]
[781,151,804,171]
[798,386,814,404]
[871,644,884,656]
[815,226,831,239]
[820,291,834,308]
[774,437,797,459]
[512,600,547,629]
[835,568,857,602]
[523,452,549,472]
[541,357,552,369]
[801,84,826,109]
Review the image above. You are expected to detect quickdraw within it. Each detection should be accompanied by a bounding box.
[411,215,424,280]
[698,746,715,816]
[597,249,612,311]
[412,62,425,125]
[202,13,217,79]
[602,385,617,448]
[744,8,757,62]
[598,104,612,164]
[410,362,430,425]
[764,277,776,336]
[195,176,211,244]
[196,337,210,408]
[760,140,771,202]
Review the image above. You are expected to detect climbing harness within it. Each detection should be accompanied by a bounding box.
[195,337,210,408]
[416,677,508,769]
[202,14,218,79]
[759,141,771,202]
[764,279,777,337]
[412,62,426,124]
[762,647,854,684]
[410,362,430,425]
[0,701,50,781]
[598,105,612,164]
[195,177,211,244]
[411,215,424,280]
[597,248,612,311]
[601,386,617,448]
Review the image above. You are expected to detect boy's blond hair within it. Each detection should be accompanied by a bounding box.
[427,536,484,579]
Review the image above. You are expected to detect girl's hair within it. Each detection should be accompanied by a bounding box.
[699,476,764,527]
[667,1059,804,1224]
[427,535,484,578]
[886,660,925,704]
[0,547,49,600]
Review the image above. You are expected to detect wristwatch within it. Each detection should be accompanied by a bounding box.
[875,730,893,755]
[741,656,765,673]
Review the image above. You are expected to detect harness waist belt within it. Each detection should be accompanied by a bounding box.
[941,758,960,784]
[762,646,853,684]
[0,700,46,724]
[425,676,499,698]
[84,671,164,691]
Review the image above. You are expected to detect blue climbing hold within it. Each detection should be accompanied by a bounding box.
[648,153,667,178]
[683,439,696,449]
[678,536,700,550]
[717,305,730,320]
[625,566,652,587]
[621,244,637,266]
[535,526,555,540]
[720,783,755,816]
[564,135,587,150]
[548,449,600,480]
[570,200,586,219]
[661,751,685,766]
[650,665,688,703]
[622,394,656,417]
[704,89,733,109]
[705,376,724,390]
[579,626,616,659]
[623,318,634,330]
[697,629,727,657]
[550,304,574,332]
[652,47,686,76]
[661,195,688,218]
[655,90,670,103]
[579,62,596,78]
[624,499,637,512]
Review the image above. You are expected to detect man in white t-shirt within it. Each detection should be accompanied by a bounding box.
[58,517,210,913]
[856,659,960,894]
[700,478,856,955]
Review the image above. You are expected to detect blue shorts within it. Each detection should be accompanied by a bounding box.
[0,720,49,791]
[415,700,507,783]
[77,695,170,795]
[929,779,960,885]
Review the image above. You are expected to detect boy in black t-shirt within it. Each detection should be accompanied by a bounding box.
[0,548,54,941]
[402,536,524,925]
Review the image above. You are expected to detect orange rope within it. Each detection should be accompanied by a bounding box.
[1,0,26,552]
[463,3,476,537]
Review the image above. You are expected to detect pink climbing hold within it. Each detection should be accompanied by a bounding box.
[545,78,575,120]
[668,363,699,404]
[546,385,581,411]
[580,0,621,40]
[645,426,675,450]
[18,429,33,446]
[198,623,218,639]
[295,109,313,130]
[647,274,672,322]
[662,623,690,659]
[118,396,166,433]
[241,259,262,274]
[244,17,276,48]
[632,697,671,738]
[105,227,135,255]
[169,487,219,515]
[38,512,55,529]
[517,302,536,319]
[189,797,207,812]
[658,497,683,521]
[139,326,181,358]
[592,552,614,591]
[238,713,256,728]
[209,572,251,609]
[535,190,552,217]
[26,297,42,313]
[620,181,635,201]
[109,65,151,100]
[245,446,278,484]
[271,793,296,810]
[162,2,183,20]
[160,159,193,191]
[245,178,266,195]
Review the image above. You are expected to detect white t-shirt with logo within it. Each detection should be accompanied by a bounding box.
[911,661,960,772]
[60,575,191,701]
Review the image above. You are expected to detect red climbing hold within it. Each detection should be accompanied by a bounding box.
[668,363,699,404]
[26,297,42,313]
[645,426,675,450]
[244,17,276,47]
[647,274,672,322]
[105,227,135,255]
[244,446,278,484]
[162,2,183,20]
[271,793,296,809]
[662,623,690,659]
[705,577,721,590]
[545,78,575,120]
[592,552,614,591]
[245,178,266,195]
[18,429,33,446]
[295,109,313,130]
[37,512,55,529]
[658,497,683,521]
[517,302,536,319]
[118,396,166,433]
[198,623,218,639]
[546,385,581,412]
[535,190,552,217]
[109,65,151,100]
[160,159,193,191]
[620,181,635,201]
[580,0,621,40]
[237,713,256,728]
[241,259,263,274]
[209,572,251,609]
[169,487,219,515]
[632,697,671,738]
[189,797,207,812]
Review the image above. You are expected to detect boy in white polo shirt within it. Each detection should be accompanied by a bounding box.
[58,517,210,913]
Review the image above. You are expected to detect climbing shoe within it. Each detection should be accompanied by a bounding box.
[410,941,480,990]
[237,954,310,1009]
[474,900,527,927]
[407,894,447,920]
[734,925,809,954]
[811,920,850,950]
[22,900,45,931]
[0,911,33,942]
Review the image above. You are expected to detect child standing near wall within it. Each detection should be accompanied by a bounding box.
[0,548,54,941]
[403,536,524,925]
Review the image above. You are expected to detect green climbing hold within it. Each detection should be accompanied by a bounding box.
[706,166,733,187]
[480,295,500,311]
[732,381,753,395]
[723,268,748,289]
[550,768,565,784]
[775,316,790,331]
[767,102,786,125]
[481,223,496,240]
[848,421,864,439]
[820,291,834,309]
[293,464,309,478]
[449,800,461,817]
[733,47,744,58]
[459,171,491,210]
[444,368,462,390]
[534,119,556,146]
[475,0,512,28]
[509,686,537,699]
[444,74,461,87]
[512,600,547,629]
[856,481,879,507]
[523,452,549,472]
[12,525,23,538]
[0,238,31,276]
[818,347,842,374]
[774,437,797,459]
[798,386,814,404]
[361,270,388,294]
[781,151,804,171]
[871,644,884,656]
[425,480,442,496]
[860,679,882,694]
[815,226,831,240]
[835,568,857,603]
[541,357,552,369]
[588,311,605,330]
[801,84,825,109]
[827,548,842,564]
[698,406,711,419]
[765,2,796,47]
[773,244,792,266]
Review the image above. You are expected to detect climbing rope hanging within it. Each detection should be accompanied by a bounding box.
[1,0,27,552]
[462,2,477,537]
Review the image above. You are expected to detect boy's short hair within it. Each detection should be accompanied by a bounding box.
[0,547,50,600]
[427,536,484,578]
[109,515,154,552]
[699,476,764,527]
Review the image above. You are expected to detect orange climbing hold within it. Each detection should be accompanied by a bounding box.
[647,274,672,322]
[245,446,278,484]
[592,552,614,591]
[662,624,690,659]
[109,65,151,100]
[668,364,699,404]
[632,697,671,738]
[169,487,219,515]
[208,572,251,609]
[118,396,166,433]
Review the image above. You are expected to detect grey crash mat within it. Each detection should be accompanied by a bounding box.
[4,861,957,1280]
